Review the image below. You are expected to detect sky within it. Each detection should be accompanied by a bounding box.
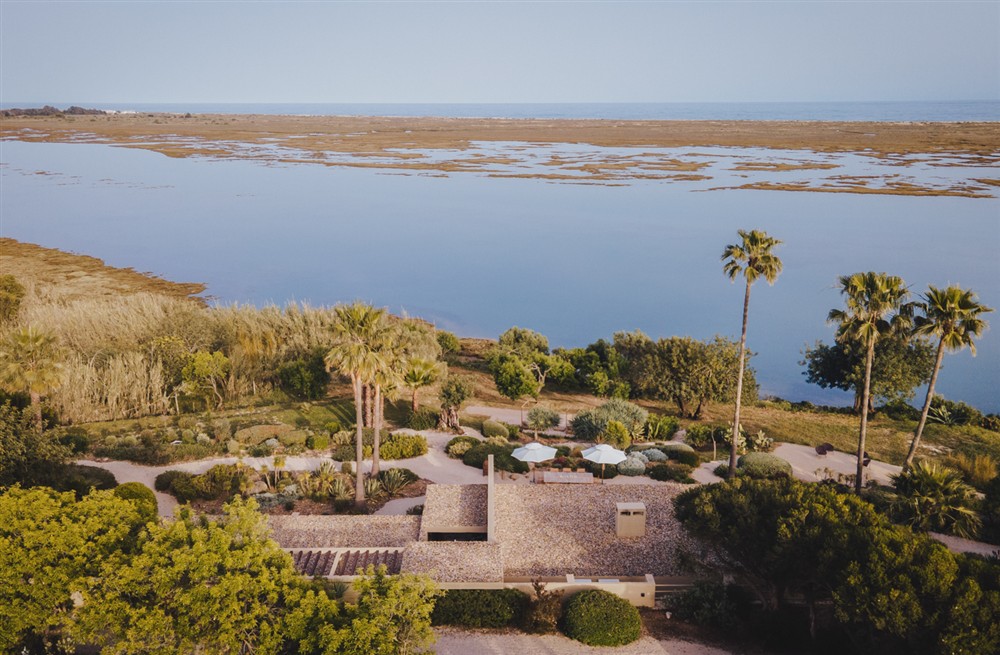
[1,1,998,104]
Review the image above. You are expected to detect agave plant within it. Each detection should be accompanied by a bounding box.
[295,471,316,498]
[329,478,352,501]
[364,476,385,500]
[890,460,982,539]
[378,468,414,496]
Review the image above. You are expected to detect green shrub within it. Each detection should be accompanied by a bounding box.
[737,452,792,479]
[380,432,428,460]
[278,430,308,447]
[527,405,560,432]
[684,424,726,449]
[113,482,158,524]
[462,442,529,474]
[407,408,438,430]
[154,470,189,492]
[666,449,700,468]
[562,590,641,647]
[324,420,342,434]
[641,448,668,462]
[482,419,509,439]
[306,432,330,450]
[437,330,460,354]
[660,442,695,453]
[602,420,632,450]
[277,350,330,400]
[667,581,743,633]
[431,589,529,628]
[645,414,680,440]
[617,456,647,477]
[649,462,695,483]
[445,435,479,458]
[50,463,117,497]
[585,460,618,480]
[571,398,648,442]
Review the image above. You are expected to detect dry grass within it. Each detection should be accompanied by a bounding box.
[0,238,205,304]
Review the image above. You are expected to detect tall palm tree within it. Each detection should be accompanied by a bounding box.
[903,285,992,469]
[829,272,911,493]
[325,303,386,505]
[721,229,783,477]
[0,326,65,430]
[402,358,443,412]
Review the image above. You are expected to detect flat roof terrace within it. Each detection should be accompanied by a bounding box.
[493,484,697,578]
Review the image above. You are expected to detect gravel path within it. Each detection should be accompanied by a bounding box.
[433,629,739,654]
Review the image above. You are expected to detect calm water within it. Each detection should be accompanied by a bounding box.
[5,101,1000,121]
[1,138,998,411]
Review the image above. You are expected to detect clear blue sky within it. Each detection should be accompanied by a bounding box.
[2,1,997,104]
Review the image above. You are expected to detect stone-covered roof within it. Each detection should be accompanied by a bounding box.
[419,484,488,538]
[493,484,697,577]
[401,541,504,582]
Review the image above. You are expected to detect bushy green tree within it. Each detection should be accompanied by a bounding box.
[338,565,441,655]
[278,348,331,400]
[0,487,143,653]
[74,497,295,655]
[487,327,573,404]
[526,405,560,434]
[0,400,70,488]
[571,398,648,442]
[181,349,230,410]
[614,332,756,418]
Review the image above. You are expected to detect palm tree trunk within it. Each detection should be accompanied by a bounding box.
[30,391,43,431]
[352,375,365,505]
[411,389,419,413]
[904,336,946,470]
[729,279,752,475]
[372,383,382,476]
[362,384,372,428]
[856,340,875,493]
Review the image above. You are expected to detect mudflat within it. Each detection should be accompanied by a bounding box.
[3,113,998,196]
[3,112,999,155]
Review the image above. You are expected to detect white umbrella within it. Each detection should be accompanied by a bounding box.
[582,444,627,482]
[512,442,558,482]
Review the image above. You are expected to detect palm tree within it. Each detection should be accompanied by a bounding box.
[890,460,981,539]
[0,326,65,430]
[829,272,911,493]
[903,286,992,469]
[721,229,783,477]
[325,303,387,505]
[402,358,442,412]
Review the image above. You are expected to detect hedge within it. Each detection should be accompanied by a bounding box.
[649,462,695,483]
[666,449,700,468]
[431,589,529,628]
[562,590,642,646]
[738,452,793,479]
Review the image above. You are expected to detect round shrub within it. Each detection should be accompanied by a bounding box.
[666,449,700,468]
[643,448,668,462]
[585,460,619,480]
[432,588,529,628]
[482,419,510,440]
[306,432,330,450]
[649,462,695,483]
[738,452,793,479]
[660,442,695,453]
[562,590,642,647]
[627,449,649,464]
[154,470,188,492]
[445,435,480,458]
[113,482,158,524]
[617,456,647,477]
[684,424,725,449]
[380,432,428,460]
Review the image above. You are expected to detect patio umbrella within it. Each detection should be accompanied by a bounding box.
[512,442,558,482]
[582,443,627,482]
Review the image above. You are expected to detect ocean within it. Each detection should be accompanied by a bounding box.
[4,100,999,122]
